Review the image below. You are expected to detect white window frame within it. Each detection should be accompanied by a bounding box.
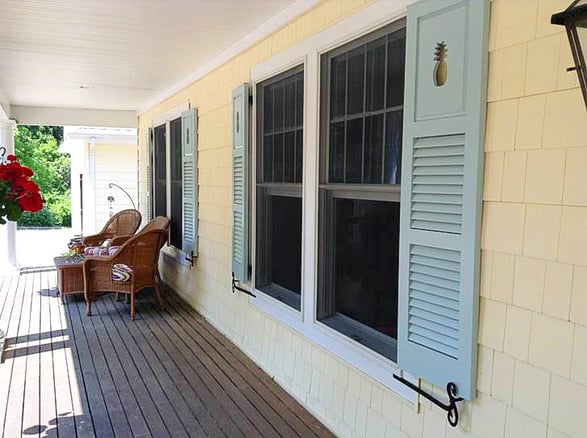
[249,0,417,402]
[151,102,190,262]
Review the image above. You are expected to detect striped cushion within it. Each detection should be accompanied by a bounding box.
[84,246,109,256]
[112,264,133,282]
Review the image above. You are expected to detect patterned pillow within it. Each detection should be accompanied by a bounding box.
[108,246,121,256]
[112,264,133,282]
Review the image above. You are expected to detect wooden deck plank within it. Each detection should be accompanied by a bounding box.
[45,270,79,438]
[65,289,115,438]
[3,273,32,437]
[22,271,41,437]
[102,295,234,438]
[82,296,153,438]
[162,291,334,437]
[0,270,333,438]
[139,295,294,438]
[91,295,202,438]
[0,274,20,438]
[38,271,59,438]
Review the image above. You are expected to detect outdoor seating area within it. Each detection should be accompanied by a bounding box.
[0,268,332,437]
[56,212,170,320]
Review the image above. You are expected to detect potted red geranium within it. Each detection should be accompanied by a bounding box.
[0,153,43,224]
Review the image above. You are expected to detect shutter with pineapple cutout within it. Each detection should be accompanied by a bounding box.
[397,0,489,403]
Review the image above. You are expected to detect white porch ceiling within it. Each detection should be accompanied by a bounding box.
[0,0,304,116]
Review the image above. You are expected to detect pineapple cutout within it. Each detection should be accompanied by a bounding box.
[433,41,448,87]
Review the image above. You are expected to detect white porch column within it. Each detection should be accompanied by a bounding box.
[0,119,17,269]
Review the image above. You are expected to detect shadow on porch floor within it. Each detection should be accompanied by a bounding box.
[0,269,333,437]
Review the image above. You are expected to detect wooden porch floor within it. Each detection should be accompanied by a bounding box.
[0,269,333,438]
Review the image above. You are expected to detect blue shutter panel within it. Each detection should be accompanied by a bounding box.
[398,0,489,401]
[182,108,198,256]
[232,84,250,282]
[146,127,154,222]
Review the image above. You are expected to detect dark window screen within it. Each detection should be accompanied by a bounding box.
[153,124,167,217]
[333,199,399,338]
[169,117,182,249]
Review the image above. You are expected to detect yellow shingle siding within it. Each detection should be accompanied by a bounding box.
[137,0,587,436]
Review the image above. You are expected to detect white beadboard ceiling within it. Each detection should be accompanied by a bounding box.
[0,0,304,113]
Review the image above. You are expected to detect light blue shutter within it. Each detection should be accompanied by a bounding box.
[182,108,198,256]
[146,127,154,222]
[232,84,250,282]
[397,0,489,401]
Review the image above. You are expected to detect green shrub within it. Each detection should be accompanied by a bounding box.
[18,208,56,227]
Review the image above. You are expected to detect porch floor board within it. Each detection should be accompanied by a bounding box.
[0,269,333,438]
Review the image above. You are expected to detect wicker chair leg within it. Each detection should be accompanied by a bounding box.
[86,300,92,316]
[154,284,164,310]
[131,294,136,320]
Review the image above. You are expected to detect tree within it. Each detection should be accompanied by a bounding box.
[14,126,71,227]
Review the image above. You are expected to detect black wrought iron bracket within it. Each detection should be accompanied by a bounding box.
[393,374,463,427]
[231,272,256,298]
[185,251,195,268]
[108,182,136,210]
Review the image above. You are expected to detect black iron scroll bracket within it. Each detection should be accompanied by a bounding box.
[393,374,463,427]
[231,272,256,298]
[185,251,195,268]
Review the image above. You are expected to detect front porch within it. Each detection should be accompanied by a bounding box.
[0,268,333,438]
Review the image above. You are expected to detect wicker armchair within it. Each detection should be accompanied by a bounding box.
[81,209,142,248]
[83,226,168,320]
[109,215,170,247]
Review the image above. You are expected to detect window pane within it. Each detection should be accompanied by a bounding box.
[387,32,406,108]
[384,110,403,185]
[329,122,345,183]
[264,83,274,133]
[295,130,303,183]
[274,81,284,130]
[283,132,295,183]
[263,135,274,182]
[295,72,304,128]
[366,37,386,111]
[154,124,167,217]
[273,133,284,182]
[333,199,399,339]
[270,196,302,294]
[330,54,347,118]
[169,117,182,248]
[284,76,297,129]
[364,115,383,183]
[347,47,365,115]
[345,118,363,183]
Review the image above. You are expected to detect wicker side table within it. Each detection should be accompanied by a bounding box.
[54,255,85,304]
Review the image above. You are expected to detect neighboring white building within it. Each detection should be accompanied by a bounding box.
[60,126,138,235]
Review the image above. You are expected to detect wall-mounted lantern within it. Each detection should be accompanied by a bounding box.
[552,0,587,109]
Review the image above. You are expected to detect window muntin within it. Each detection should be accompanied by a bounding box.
[318,24,406,360]
[255,65,304,310]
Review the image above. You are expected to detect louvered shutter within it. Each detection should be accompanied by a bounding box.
[146,127,154,222]
[397,0,489,400]
[182,108,198,256]
[232,84,250,282]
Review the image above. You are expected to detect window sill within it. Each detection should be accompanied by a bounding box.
[161,245,193,268]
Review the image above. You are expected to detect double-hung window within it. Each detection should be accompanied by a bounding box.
[317,23,406,361]
[238,0,488,401]
[255,66,304,311]
[149,108,198,257]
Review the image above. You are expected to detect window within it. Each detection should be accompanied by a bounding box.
[243,0,487,400]
[255,65,304,310]
[149,108,198,256]
[317,24,406,360]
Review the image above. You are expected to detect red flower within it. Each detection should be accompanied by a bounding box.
[0,154,43,222]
